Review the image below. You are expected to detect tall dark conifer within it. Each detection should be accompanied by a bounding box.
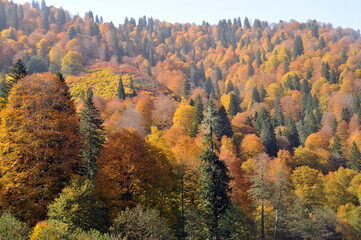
[199,99,231,239]
[79,88,105,181]
[117,77,126,100]
[349,141,361,172]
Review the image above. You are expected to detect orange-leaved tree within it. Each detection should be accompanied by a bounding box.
[0,73,82,224]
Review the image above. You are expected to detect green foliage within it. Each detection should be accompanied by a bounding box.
[47,178,106,231]
[0,212,30,240]
[110,205,175,240]
[256,108,278,157]
[79,88,105,181]
[198,99,231,239]
[252,87,260,104]
[217,105,233,138]
[349,141,361,172]
[293,35,304,58]
[228,93,240,116]
[285,115,300,150]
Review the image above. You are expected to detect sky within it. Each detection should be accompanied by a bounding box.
[14,0,361,30]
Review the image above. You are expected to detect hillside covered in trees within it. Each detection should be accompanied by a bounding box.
[0,0,361,239]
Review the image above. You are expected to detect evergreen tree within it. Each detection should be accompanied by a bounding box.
[0,2,7,31]
[318,36,326,49]
[244,17,251,29]
[228,93,240,116]
[225,80,234,94]
[183,79,190,97]
[285,115,300,150]
[257,108,278,157]
[0,59,28,108]
[252,87,260,104]
[329,69,338,84]
[190,94,204,137]
[79,88,105,181]
[321,62,330,81]
[199,99,231,239]
[128,76,137,97]
[341,108,351,123]
[190,62,199,87]
[117,77,126,100]
[330,134,342,156]
[215,66,222,81]
[259,85,267,102]
[348,141,360,172]
[283,58,290,73]
[217,105,233,138]
[293,36,304,58]
[248,61,255,77]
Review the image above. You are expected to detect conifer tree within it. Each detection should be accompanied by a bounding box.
[190,94,204,137]
[0,2,7,31]
[349,141,360,172]
[341,108,351,123]
[199,99,231,239]
[217,105,233,138]
[0,59,28,108]
[285,115,300,150]
[228,93,240,116]
[256,108,278,157]
[293,36,304,58]
[117,77,126,100]
[248,61,255,77]
[259,85,267,102]
[252,87,260,104]
[79,88,105,181]
[225,80,234,94]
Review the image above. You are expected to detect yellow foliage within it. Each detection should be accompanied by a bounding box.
[66,68,133,99]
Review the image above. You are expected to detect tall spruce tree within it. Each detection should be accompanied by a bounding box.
[117,77,126,100]
[285,115,300,150]
[79,88,105,181]
[190,94,204,137]
[199,99,231,239]
[228,93,240,116]
[293,35,304,59]
[217,105,233,138]
[252,87,261,104]
[349,141,361,172]
[256,108,278,157]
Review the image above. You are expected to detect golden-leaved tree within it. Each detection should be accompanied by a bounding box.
[0,73,81,224]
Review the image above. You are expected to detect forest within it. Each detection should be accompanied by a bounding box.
[0,0,360,239]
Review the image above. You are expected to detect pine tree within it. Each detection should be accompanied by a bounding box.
[321,62,330,81]
[341,108,351,123]
[0,59,28,108]
[257,108,278,157]
[199,99,231,239]
[225,80,234,94]
[0,2,7,31]
[244,17,251,29]
[285,115,300,150]
[252,87,261,104]
[217,105,233,138]
[318,36,326,49]
[190,94,204,137]
[248,61,255,77]
[117,77,126,100]
[259,85,267,102]
[79,88,105,182]
[293,36,304,59]
[348,141,360,172]
[228,93,240,116]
